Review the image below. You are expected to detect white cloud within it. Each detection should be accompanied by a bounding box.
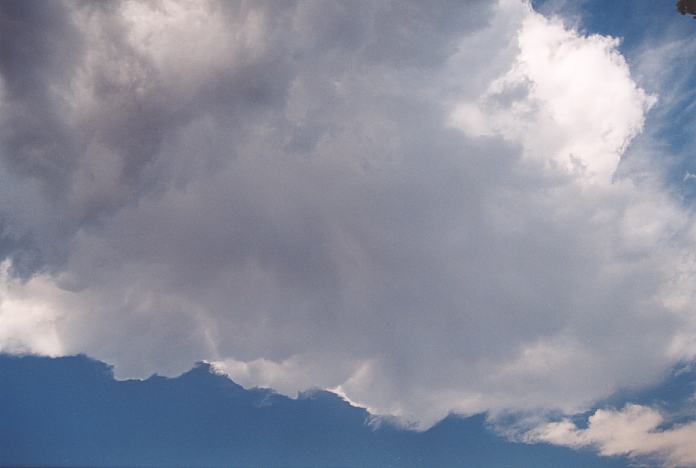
[2,0,696,432]
[525,404,696,467]
[451,8,656,184]
[0,261,66,357]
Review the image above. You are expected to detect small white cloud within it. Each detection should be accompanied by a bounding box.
[525,404,696,467]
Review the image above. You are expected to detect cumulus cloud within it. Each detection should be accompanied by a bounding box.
[451,11,656,183]
[0,261,66,356]
[1,0,696,431]
[524,404,696,467]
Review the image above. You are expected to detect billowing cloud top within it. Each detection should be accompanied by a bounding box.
[1,0,696,439]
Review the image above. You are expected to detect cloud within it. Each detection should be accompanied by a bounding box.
[524,404,696,467]
[0,261,66,357]
[1,0,696,431]
[451,10,656,184]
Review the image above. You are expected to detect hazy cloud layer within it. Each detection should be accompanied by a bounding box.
[2,0,696,437]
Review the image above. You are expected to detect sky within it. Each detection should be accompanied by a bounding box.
[2,353,630,467]
[2,0,696,466]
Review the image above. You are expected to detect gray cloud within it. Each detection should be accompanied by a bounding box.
[1,0,695,430]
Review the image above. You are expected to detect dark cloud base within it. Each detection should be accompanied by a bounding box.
[0,354,626,468]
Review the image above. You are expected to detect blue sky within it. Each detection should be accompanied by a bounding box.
[1,353,629,467]
[3,0,696,466]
